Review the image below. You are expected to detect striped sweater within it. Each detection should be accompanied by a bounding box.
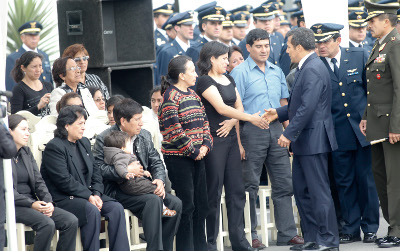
[159,85,213,159]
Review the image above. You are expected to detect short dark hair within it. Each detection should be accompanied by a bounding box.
[8,114,26,131]
[11,51,43,83]
[113,98,143,126]
[56,92,83,113]
[378,13,397,27]
[246,28,270,46]
[332,33,341,42]
[286,27,315,51]
[54,105,87,139]
[160,55,192,94]
[149,86,162,99]
[104,131,130,149]
[106,95,125,110]
[52,57,71,87]
[198,41,229,76]
[228,45,243,59]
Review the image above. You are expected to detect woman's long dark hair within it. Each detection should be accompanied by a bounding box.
[52,57,71,87]
[160,55,192,94]
[198,41,229,76]
[54,105,87,139]
[11,51,43,83]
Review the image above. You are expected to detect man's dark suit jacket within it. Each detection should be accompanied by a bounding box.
[12,146,52,207]
[41,136,112,225]
[276,52,338,155]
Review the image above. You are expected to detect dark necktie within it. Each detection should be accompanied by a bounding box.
[331,58,339,78]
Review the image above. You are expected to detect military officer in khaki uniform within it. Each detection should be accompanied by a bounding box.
[361,1,400,248]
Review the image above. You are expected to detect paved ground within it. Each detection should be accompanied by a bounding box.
[225,208,395,251]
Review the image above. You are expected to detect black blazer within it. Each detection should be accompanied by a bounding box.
[12,146,52,207]
[41,136,112,225]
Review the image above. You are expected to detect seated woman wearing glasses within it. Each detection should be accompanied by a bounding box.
[88,87,106,111]
[49,57,98,116]
[62,44,110,99]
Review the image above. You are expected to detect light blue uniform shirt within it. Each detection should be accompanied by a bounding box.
[230,56,289,115]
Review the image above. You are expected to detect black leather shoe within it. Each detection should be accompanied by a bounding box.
[378,236,400,248]
[290,242,318,250]
[316,245,339,251]
[339,234,361,244]
[363,232,377,243]
[242,247,259,251]
[375,235,389,245]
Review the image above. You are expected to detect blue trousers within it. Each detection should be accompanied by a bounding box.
[292,153,339,247]
[331,143,379,236]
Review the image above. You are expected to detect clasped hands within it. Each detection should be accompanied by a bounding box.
[32,201,54,217]
[262,108,291,148]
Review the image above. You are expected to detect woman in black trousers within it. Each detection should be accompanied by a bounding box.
[40,106,129,251]
[8,114,78,251]
[196,41,268,251]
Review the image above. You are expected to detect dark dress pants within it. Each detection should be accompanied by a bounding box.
[205,134,250,251]
[116,190,182,251]
[292,153,339,247]
[15,206,78,251]
[371,142,400,237]
[80,200,129,251]
[331,143,379,236]
[164,155,208,251]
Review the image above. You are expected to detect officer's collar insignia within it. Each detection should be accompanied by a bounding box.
[344,59,348,62]
[391,37,396,41]
[347,68,357,73]
[379,42,387,52]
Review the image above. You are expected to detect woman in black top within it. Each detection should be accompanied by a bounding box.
[196,41,268,251]
[8,114,78,251]
[10,51,53,116]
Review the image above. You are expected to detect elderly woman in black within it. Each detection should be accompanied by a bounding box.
[9,114,78,251]
[196,41,268,251]
[40,106,129,251]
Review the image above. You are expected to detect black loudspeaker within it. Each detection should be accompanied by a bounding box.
[87,65,153,106]
[57,0,155,67]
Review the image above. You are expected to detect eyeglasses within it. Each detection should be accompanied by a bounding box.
[67,66,81,71]
[74,56,90,62]
[94,97,106,102]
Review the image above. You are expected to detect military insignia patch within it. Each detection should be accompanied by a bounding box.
[317,29,322,34]
[374,54,386,63]
[379,43,387,52]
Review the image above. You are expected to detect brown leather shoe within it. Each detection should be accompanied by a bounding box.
[277,235,305,246]
[252,239,266,249]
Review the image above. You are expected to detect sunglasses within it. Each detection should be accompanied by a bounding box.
[74,56,90,62]
[67,66,81,71]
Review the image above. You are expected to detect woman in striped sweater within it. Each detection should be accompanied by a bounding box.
[159,55,212,251]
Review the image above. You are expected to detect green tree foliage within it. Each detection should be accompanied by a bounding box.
[7,0,58,58]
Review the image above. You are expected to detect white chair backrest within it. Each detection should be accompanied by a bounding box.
[34,115,57,132]
[16,110,41,133]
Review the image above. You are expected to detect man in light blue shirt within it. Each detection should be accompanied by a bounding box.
[231,28,303,249]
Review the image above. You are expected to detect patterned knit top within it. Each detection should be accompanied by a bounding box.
[159,85,213,159]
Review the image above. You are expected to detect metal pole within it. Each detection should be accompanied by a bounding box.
[0,0,18,250]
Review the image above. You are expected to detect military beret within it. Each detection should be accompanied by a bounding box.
[365,0,399,21]
[311,23,344,43]
[18,21,42,35]
[153,3,174,15]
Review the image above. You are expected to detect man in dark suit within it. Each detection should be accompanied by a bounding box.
[0,123,17,251]
[361,1,400,248]
[5,21,52,91]
[312,23,379,244]
[93,98,182,251]
[265,27,339,251]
